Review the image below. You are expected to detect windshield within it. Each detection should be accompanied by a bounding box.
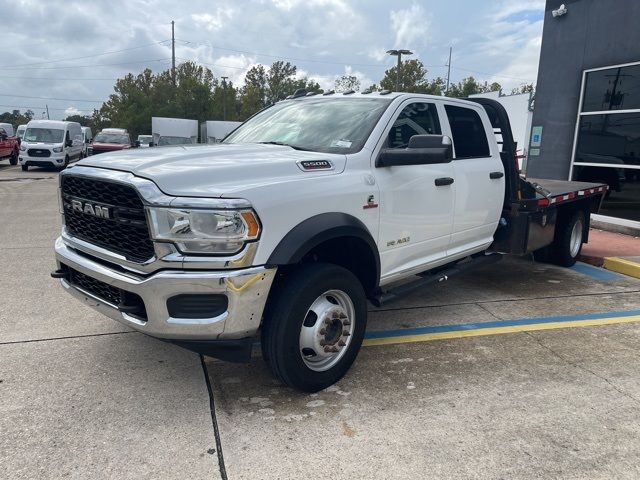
[17,127,26,139]
[224,97,391,153]
[24,128,64,143]
[94,133,130,144]
[138,135,153,142]
[157,136,193,146]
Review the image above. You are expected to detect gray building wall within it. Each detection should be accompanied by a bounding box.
[528,0,640,179]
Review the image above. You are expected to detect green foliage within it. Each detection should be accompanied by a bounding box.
[379,59,445,94]
[63,114,92,126]
[0,109,34,129]
[446,76,502,98]
[511,83,535,95]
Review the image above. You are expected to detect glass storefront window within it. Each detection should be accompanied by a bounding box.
[583,64,640,112]
[573,165,640,222]
[575,113,640,167]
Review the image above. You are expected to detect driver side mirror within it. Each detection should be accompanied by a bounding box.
[65,139,73,147]
[376,134,453,168]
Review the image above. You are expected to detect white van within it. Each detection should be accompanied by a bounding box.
[81,126,93,157]
[151,117,198,146]
[16,124,27,140]
[19,120,83,171]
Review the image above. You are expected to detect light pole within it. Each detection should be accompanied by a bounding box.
[386,49,413,91]
[221,76,229,121]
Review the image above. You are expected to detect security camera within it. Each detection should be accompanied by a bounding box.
[552,3,567,17]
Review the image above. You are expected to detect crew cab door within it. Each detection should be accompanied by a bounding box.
[373,100,455,282]
[442,103,504,256]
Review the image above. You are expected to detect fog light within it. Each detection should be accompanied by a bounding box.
[166,294,228,319]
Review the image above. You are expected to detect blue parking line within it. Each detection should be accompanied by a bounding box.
[364,308,640,340]
[570,262,624,281]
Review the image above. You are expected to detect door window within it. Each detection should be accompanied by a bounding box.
[387,102,441,149]
[444,105,490,159]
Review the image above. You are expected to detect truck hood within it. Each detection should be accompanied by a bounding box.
[76,143,347,197]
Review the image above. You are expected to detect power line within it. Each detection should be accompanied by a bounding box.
[0,103,89,112]
[1,40,171,69]
[2,58,172,71]
[0,75,120,81]
[0,93,103,103]
[450,66,534,83]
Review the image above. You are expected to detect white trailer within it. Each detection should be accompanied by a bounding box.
[151,117,198,146]
[200,120,242,144]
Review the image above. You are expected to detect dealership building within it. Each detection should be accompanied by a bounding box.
[528,0,640,228]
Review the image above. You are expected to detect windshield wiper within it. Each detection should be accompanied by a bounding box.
[256,141,312,151]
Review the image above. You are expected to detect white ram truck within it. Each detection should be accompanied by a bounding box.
[53,92,607,392]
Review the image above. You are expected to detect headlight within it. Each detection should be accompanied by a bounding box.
[148,207,260,254]
[20,144,26,151]
[53,146,63,153]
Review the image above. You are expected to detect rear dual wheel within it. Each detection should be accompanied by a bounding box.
[533,210,585,267]
[261,263,367,392]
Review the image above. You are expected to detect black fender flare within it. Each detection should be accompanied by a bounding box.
[267,212,380,287]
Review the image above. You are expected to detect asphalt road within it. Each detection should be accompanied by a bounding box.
[2,163,640,479]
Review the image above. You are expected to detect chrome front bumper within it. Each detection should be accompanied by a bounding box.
[54,237,276,340]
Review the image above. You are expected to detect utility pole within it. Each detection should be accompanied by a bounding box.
[445,46,452,95]
[221,76,229,121]
[386,49,413,91]
[45,104,50,120]
[171,20,176,86]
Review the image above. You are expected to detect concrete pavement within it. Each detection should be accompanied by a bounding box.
[2,163,640,479]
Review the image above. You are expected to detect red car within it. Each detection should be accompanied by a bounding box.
[0,125,19,166]
[89,129,135,156]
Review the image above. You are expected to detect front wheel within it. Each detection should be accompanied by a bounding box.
[261,263,367,392]
[552,210,585,267]
[9,150,18,165]
[21,165,28,171]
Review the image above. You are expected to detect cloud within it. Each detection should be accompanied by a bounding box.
[191,7,235,32]
[390,4,432,48]
[64,107,83,117]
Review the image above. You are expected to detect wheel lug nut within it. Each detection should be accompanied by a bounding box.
[338,340,346,346]
[320,340,326,346]
[342,331,350,336]
[319,329,327,335]
[342,320,351,326]
[339,313,347,319]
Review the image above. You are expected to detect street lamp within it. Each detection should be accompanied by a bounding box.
[386,49,413,91]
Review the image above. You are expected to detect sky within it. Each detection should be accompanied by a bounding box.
[1,0,545,120]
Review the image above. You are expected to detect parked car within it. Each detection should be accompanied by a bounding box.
[0,125,20,166]
[19,120,83,171]
[89,129,133,156]
[52,93,608,392]
[137,134,153,148]
[151,117,198,146]
[81,127,93,157]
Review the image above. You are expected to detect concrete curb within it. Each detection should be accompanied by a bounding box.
[603,257,640,279]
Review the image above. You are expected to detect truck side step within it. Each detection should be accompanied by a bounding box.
[371,253,503,307]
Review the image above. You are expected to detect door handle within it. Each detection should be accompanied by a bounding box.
[489,171,504,179]
[435,177,454,186]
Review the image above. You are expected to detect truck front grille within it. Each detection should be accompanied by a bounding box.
[28,149,51,157]
[61,175,155,263]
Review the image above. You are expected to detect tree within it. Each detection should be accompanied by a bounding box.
[446,76,502,98]
[511,83,535,95]
[64,114,92,126]
[379,59,445,94]
[0,109,34,128]
[334,75,360,93]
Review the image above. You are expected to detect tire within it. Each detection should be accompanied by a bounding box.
[21,165,28,172]
[551,210,585,267]
[261,263,367,392]
[9,151,18,166]
[532,245,552,263]
[59,156,69,170]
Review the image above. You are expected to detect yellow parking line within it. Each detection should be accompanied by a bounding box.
[603,257,640,280]
[363,315,640,347]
